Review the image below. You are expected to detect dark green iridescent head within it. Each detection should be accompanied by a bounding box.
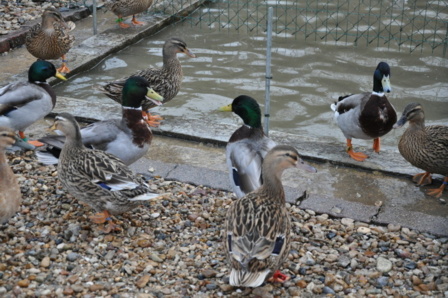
[28,60,58,82]
[121,76,151,108]
[231,95,262,128]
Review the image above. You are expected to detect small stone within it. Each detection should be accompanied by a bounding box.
[40,256,50,268]
[89,284,104,291]
[206,283,217,290]
[377,257,393,273]
[219,284,234,292]
[322,286,335,294]
[338,256,350,268]
[357,227,371,234]
[63,287,74,295]
[202,269,218,278]
[387,223,401,232]
[66,253,78,262]
[136,275,150,288]
[376,276,389,288]
[17,279,30,288]
[341,218,354,226]
[149,253,163,263]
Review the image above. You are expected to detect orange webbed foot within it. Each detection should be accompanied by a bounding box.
[57,64,71,74]
[131,16,146,26]
[268,270,290,283]
[426,177,448,198]
[90,211,121,233]
[28,140,44,147]
[412,172,432,186]
[345,139,368,162]
[119,22,130,28]
[347,148,368,162]
[142,111,163,128]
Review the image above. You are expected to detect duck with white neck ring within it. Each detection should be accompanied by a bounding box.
[331,62,396,162]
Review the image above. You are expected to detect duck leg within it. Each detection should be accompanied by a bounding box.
[346,139,368,162]
[372,138,381,153]
[89,210,121,233]
[426,177,448,198]
[19,131,44,147]
[57,55,71,74]
[142,111,163,127]
[131,15,146,26]
[412,172,432,186]
[267,270,290,283]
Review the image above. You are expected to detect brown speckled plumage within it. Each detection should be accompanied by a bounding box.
[0,127,22,224]
[53,113,161,216]
[224,145,316,287]
[105,0,153,19]
[25,8,75,61]
[395,103,448,197]
[98,37,196,112]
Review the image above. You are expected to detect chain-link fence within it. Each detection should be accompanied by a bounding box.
[157,0,448,56]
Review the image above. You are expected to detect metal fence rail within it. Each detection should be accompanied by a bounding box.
[160,0,448,56]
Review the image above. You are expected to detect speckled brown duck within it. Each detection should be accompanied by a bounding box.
[0,127,22,224]
[51,112,165,232]
[26,8,76,73]
[98,37,196,127]
[105,0,154,28]
[331,62,396,162]
[394,102,448,198]
[224,145,316,287]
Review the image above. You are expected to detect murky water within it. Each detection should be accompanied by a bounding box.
[54,5,448,151]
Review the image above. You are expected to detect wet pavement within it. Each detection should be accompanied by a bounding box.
[1,2,447,236]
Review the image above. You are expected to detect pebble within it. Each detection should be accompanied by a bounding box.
[377,257,393,273]
[0,150,445,297]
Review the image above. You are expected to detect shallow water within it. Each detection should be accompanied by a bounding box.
[53,6,448,151]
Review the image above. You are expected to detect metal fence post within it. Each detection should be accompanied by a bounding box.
[264,6,273,136]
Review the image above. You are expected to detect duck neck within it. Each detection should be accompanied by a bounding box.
[63,127,84,151]
[162,51,182,74]
[260,164,286,204]
[372,78,384,94]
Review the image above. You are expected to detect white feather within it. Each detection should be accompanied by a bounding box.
[35,151,59,165]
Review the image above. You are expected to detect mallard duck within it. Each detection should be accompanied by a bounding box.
[219,95,277,198]
[105,0,154,28]
[394,102,448,198]
[36,76,163,166]
[50,112,164,232]
[0,60,66,146]
[331,62,396,162]
[224,145,316,287]
[26,8,76,74]
[98,37,196,127]
[0,127,22,224]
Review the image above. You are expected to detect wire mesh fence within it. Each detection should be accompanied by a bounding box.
[157,0,448,56]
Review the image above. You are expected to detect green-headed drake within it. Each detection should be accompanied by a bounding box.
[37,76,163,166]
[0,60,66,146]
[219,95,277,198]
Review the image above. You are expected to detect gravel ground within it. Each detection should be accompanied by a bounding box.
[1,150,447,297]
[0,0,78,35]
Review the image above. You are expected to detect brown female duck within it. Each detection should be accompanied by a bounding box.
[50,112,164,232]
[394,102,448,198]
[105,0,154,28]
[98,37,196,126]
[26,8,76,73]
[224,145,316,287]
[0,127,22,224]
